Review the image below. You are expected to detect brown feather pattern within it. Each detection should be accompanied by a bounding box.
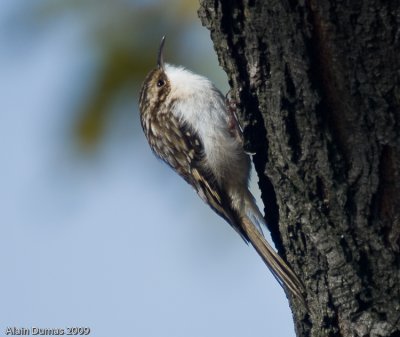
[139,64,306,306]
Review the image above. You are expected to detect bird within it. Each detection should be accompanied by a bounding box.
[138,36,306,305]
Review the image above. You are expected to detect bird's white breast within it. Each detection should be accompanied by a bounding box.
[165,64,250,188]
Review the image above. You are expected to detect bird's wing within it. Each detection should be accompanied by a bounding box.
[144,112,248,241]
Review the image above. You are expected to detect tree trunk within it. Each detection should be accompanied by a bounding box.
[198,1,400,336]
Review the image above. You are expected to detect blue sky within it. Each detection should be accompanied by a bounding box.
[0,2,296,336]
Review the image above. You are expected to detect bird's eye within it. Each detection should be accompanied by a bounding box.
[157,79,165,87]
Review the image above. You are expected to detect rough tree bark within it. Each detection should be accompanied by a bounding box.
[198,1,400,337]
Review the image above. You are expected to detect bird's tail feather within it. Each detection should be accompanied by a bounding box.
[242,195,306,306]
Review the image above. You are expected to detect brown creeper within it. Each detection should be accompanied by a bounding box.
[138,37,306,305]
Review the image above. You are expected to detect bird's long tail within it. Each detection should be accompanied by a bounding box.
[242,194,306,306]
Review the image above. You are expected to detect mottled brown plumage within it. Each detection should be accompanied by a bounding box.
[139,67,245,239]
[138,37,306,306]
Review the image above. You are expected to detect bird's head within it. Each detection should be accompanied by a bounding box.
[139,36,171,117]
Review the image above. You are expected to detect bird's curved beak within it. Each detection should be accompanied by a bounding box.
[157,36,166,70]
